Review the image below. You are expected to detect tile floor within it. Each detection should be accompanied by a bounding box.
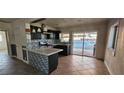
[0,53,109,75]
[51,55,109,75]
[0,53,42,75]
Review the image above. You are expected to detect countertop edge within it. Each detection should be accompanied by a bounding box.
[23,48,63,56]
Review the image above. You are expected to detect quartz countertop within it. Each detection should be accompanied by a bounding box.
[26,47,63,56]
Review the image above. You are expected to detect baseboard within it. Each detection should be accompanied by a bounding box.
[104,61,113,75]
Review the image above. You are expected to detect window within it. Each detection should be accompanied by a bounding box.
[108,23,119,56]
[112,25,118,49]
[0,35,2,42]
[60,33,70,42]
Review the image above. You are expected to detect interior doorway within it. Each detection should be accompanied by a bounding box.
[72,32,97,57]
[0,31,8,55]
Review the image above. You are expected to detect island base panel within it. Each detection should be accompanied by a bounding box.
[48,53,58,74]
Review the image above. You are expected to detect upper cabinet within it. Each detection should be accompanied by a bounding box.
[30,25,42,40]
[48,30,61,39]
[30,25,42,33]
[54,31,61,39]
[30,25,61,40]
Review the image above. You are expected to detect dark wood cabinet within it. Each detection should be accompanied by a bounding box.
[30,25,42,40]
[22,46,27,61]
[30,25,42,33]
[54,32,60,39]
[46,34,51,39]
[48,30,61,39]
[30,25,61,40]
[22,49,27,61]
[53,45,71,56]
[48,53,58,74]
[11,44,17,56]
[31,33,42,40]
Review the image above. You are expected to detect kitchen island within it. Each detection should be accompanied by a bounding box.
[53,44,71,56]
[27,48,62,74]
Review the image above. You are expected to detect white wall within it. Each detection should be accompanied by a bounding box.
[10,19,27,60]
[104,19,124,74]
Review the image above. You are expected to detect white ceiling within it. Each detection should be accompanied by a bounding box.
[39,18,108,28]
[0,18,108,28]
[0,18,18,23]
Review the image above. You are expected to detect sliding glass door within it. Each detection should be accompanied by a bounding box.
[72,33,84,55]
[83,32,97,56]
[72,32,97,57]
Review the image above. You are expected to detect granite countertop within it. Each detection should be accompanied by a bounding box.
[25,47,63,56]
[52,43,71,46]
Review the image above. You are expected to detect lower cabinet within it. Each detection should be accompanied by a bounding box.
[22,46,27,61]
[48,53,58,73]
[28,51,59,74]
[11,44,17,56]
[22,49,27,61]
[53,45,71,56]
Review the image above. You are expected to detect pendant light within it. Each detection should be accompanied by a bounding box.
[32,28,36,33]
[37,28,41,32]
[42,24,47,32]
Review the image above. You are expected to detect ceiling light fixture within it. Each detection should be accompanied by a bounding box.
[37,28,41,32]
[32,29,36,33]
[42,24,48,32]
